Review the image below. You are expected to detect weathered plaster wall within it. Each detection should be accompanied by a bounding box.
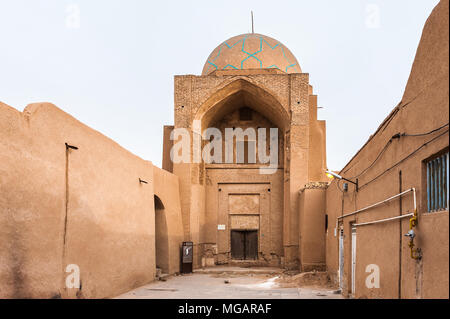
[308,94,327,182]
[299,186,327,271]
[152,166,184,275]
[0,102,182,298]
[325,0,449,299]
[162,125,174,173]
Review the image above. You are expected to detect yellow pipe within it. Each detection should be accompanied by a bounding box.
[408,209,421,260]
[408,241,421,260]
[409,215,417,229]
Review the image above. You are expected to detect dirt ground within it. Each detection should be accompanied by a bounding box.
[205,267,338,290]
[115,267,342,299]
[276,271,338,289]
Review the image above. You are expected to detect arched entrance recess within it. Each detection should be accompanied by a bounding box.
[154,195,169,274]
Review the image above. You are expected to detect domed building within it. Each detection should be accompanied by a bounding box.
[202,33,301,75]
[162,32,328,270]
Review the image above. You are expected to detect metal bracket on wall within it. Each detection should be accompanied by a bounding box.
[65,143,78,150]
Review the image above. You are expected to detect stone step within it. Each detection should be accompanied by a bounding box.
[194,266,283,275]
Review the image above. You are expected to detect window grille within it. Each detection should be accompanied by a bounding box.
[427,152,449,212]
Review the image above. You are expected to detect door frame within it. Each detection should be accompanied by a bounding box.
[351,225,357,296]
[338,225,344,290]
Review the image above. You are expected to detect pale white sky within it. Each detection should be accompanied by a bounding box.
[0,0,439,169]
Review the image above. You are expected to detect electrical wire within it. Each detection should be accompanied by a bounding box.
[341,74,448,178]
[345,123,449,180]
[402,123,449,137]
[358,129,449,190]
[336,178,345,193]
[348,139,392,179]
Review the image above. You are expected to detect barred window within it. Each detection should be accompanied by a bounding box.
[426,152,449,212]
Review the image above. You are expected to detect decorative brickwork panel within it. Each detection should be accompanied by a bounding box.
[229,194,260,214]
[230,215,260,230]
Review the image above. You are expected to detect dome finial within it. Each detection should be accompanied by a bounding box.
[251,11,254,33]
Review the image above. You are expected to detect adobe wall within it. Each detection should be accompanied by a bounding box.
[0,102,160,298]
[152,166,184,274]
[308,93,327,183]
[162,125,174,173]
[299,184,327,271]
[325,0,449,299]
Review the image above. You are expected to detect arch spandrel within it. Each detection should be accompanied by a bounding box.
[193,79,290,133]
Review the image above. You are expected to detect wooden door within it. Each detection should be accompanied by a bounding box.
[244,230,258,260]
[231,230,245,260]
[231,230,258,260]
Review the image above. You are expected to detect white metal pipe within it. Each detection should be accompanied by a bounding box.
[333,187,417,237]
[353,212,414,227]
[337,188,414,220]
